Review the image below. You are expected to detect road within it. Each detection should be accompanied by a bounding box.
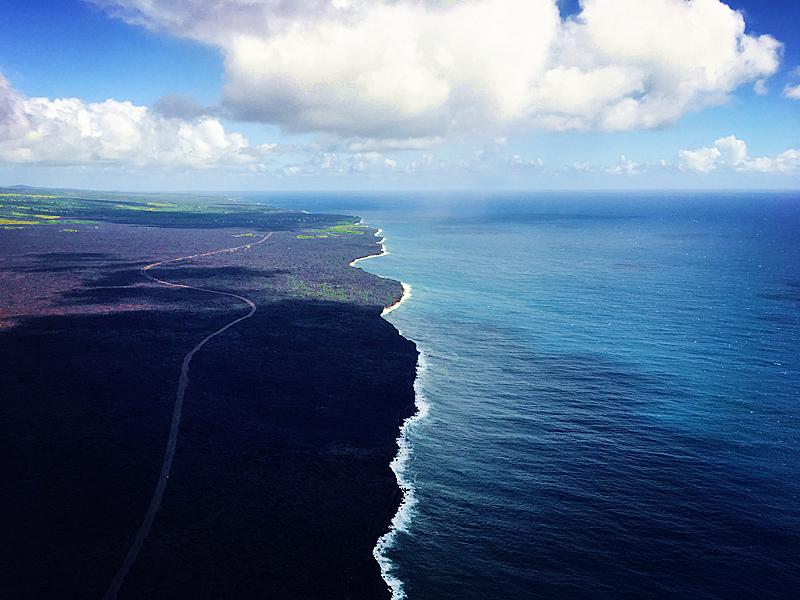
[102,232,273,600]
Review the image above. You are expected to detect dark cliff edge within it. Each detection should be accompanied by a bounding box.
[0,189,418,600]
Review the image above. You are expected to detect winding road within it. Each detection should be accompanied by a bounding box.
[102,232,273,600]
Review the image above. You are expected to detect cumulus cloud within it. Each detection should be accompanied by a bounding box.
[679,146,722,173]
[0,73,286,168]
[349,151,397,174]
[714,134,748,166]
[679,135,800,173]
[604,155,640,174]
[91,0,782,143]
[406,152,447,174]
[278,149,398,177]
[507,155,545,169]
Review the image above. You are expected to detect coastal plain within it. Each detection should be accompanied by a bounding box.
[0,188,417,599]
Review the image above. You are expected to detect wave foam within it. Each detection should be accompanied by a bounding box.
[382,283,411,316]
[373,353,430,600]
[349,228,388,267]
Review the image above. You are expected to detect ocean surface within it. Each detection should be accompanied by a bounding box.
[253,191,800,600]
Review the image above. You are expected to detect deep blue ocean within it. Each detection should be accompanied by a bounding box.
[254,191,800,600]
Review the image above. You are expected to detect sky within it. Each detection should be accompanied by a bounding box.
[2,0,800,192]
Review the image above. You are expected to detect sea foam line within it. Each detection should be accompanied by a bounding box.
[382,282,411,316]
[349,230,387,268]
[350,226,427,598]
[373,353,430,600]
[349,229,409,315]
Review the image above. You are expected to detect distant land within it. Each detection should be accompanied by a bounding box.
[0,187,418,599]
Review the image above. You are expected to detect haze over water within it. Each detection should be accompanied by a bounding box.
[269,190,800,599]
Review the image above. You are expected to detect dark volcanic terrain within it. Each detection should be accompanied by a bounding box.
[0,189,417,599]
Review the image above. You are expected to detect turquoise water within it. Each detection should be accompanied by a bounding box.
[256,191,800,599]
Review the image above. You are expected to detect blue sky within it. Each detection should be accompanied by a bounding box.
[1,0,800,191]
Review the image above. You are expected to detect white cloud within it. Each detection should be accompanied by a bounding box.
[679,135,800,173]
[784,83,800,99]
[0,73,280,169]
[604,155,640,174]
[277,149,399,177]
[349,152,398,174]
[90,0,782,143]
[345,136,447,152]
[714,134,748,167]
[507,155,545,169]
[218,0,560,138]
[406,152,446,174]
[87,0,345,41]
[743,149,800,173]
[753,79,768,95]
[679,147,722,173]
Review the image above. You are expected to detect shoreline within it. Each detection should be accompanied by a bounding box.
[348,228,409,316]
[381,282,411,316]
[373,352,429,600]
[349,233,387,268]
[352,227,424,600]
[348,225,385,266]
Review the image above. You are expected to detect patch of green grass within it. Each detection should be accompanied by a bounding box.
[287,276,372,304]
[0,218,39,225]
[301,223,367,239]
[329,224,366,235]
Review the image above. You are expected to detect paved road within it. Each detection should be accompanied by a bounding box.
[102,232,273,600]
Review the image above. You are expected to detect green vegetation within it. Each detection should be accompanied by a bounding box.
[1,218,39,226]
[287,276,373,304]
[326,223,366,234]
[296,222,366,239]
[0,186,357,231]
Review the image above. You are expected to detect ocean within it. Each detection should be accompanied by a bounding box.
[254,191,800,600]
